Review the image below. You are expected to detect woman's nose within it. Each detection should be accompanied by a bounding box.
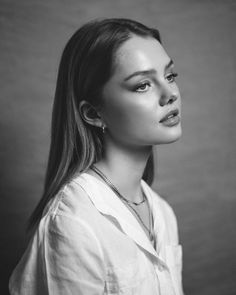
[159,92,178,107]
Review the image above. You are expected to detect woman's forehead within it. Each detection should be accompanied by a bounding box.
[113,35,171,78]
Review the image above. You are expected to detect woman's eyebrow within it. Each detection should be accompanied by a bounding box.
[165,59,174,70]
[124,69,157,81]
[123,59,174,81]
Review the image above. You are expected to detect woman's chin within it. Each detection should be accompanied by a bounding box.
[153,127,182,145]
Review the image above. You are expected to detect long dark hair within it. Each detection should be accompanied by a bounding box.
[28,18,161,231]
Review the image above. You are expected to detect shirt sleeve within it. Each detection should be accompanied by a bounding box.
[42,213,106,295]
[9,213,106,295]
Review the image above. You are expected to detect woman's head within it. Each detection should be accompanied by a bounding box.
[94,35,181,149]
[29,18,181,230]
[53,18,163,171]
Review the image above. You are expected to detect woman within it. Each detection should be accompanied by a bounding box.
[9,18,184,295]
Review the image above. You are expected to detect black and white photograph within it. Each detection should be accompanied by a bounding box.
[1,1,235,294]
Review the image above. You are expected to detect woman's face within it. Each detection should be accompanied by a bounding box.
[100,35,182,147]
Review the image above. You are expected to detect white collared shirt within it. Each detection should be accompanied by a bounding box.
[9,173,184,295]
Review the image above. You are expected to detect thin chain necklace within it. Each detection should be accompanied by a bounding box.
[90,165,155,242]
[91,166,146,206]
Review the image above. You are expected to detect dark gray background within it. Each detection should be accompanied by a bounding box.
[1,0,236,294]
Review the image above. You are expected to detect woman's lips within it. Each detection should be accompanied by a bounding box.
[159,108,180,127]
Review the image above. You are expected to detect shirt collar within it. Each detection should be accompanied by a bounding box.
[73,172,164,264]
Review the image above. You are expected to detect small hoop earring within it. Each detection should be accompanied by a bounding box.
[102,125,106,134]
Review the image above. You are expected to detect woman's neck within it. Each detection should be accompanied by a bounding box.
[91,140,153,202]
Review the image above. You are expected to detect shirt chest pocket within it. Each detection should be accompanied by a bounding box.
[104,259,146,294]
[165,244,183,294]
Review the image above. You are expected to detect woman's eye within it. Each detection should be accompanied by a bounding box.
[166,72,178,83]
[135,82,151,92]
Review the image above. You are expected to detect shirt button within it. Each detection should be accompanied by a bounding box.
[105,282,118,293]
[155,264,165,272]
[159,265,164,271]
[110,285,118,293]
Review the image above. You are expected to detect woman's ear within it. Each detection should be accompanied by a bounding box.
[79,100,103,128]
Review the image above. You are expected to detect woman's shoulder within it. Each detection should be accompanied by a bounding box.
[9,175,105,295]
[44,173,99,222]
[34,173,106,253]
[142,180,176,218]
[142,180,179,240]
[153,190,177,221]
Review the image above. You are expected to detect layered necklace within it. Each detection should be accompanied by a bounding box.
[90,165,155,244]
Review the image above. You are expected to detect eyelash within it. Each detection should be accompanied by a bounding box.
[166,72,178,83]
[134,72,179,93]
[135,81,152,92]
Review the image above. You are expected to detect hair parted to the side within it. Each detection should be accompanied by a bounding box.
[28,18,162,232]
